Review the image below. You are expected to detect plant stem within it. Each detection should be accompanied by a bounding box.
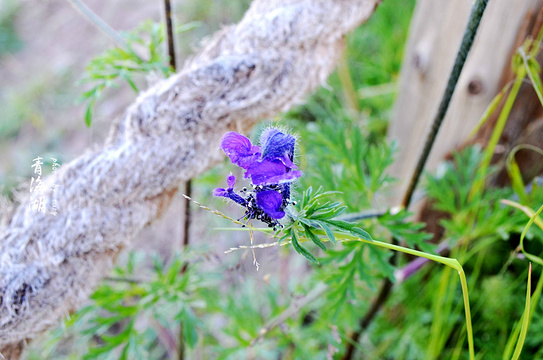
[394,241,449,283]
[163,1,193,268]
[103,276,143,284]
[250,283,328,346]
[511,263,532,360]
[458,265,475,360]
[180,181,193,276]
[341,278,393,360]
[160,2,187,359]
[67,0,137,58]
[164,0,177,70]
[337,55,360,114]
[183,180,192,251]
[339,210,387,222]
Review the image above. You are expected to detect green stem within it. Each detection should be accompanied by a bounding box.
[67,0,143,61]
[221,227,477,359]
[458,265,475,360]
[337,55,360,114]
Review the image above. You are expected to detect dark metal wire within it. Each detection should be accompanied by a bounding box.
[401,0,490,209]
[342,1,490,358]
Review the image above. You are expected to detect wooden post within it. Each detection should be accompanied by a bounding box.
[388,0,543,206]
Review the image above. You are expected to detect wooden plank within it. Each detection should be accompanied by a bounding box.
[388,0,543,205]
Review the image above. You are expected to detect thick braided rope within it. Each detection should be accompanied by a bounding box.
[0,0,379,350]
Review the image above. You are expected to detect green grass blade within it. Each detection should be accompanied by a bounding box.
[506,147,528,204]
[469,67,525,200]
[520,46,543,108]
[465,83,510,141]
[502,200,543,266]
[511,263,532,360]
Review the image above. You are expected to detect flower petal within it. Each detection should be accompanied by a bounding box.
[226,173,236,189]
[213,188,228,197]
[246,160,302,185]
[256,190,285,219]
[213,187,247,206]
[220,132,261,169]
[260,129,297,169]
[245,160,287,185]
[264,170,302,185]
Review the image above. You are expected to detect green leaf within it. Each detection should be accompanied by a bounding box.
[301,186,313,209]
[79,20,171,126]
[305,199,328,216]
[322,219,354,231]
[278,230,291,243]
[291,228,319,264]
[506,148,528,204]
[350,227,372,241]
[465,83,510,141]
[312,190,342,202]
[526,56,543,108]
[507,144,543,204]
[315,201,342,212]
[311,206,347,220]
[100,324,133,346]
[164,258,184,285]
[84,102,94,127]
[316,221,336,244]
[182,308,199,348]
[176,21,202,34]
[302,223,326,251]
[121,73,139,93]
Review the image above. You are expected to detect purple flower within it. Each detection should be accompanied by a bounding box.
[214,128,302,228]
[247,129,302,185]
[213,174,247,206]
[256,190,285,219]
[260,128,297,168]
[245,160,302,185]
[220,132,261,170]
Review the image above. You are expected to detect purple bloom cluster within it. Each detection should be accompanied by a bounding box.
[214,129,302,228]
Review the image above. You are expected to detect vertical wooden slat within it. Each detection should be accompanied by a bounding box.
[388,0,543,205]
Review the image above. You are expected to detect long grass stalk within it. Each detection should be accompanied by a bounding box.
[225,227,477,359]
[67,0,143,61]
[348,237,475,360]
